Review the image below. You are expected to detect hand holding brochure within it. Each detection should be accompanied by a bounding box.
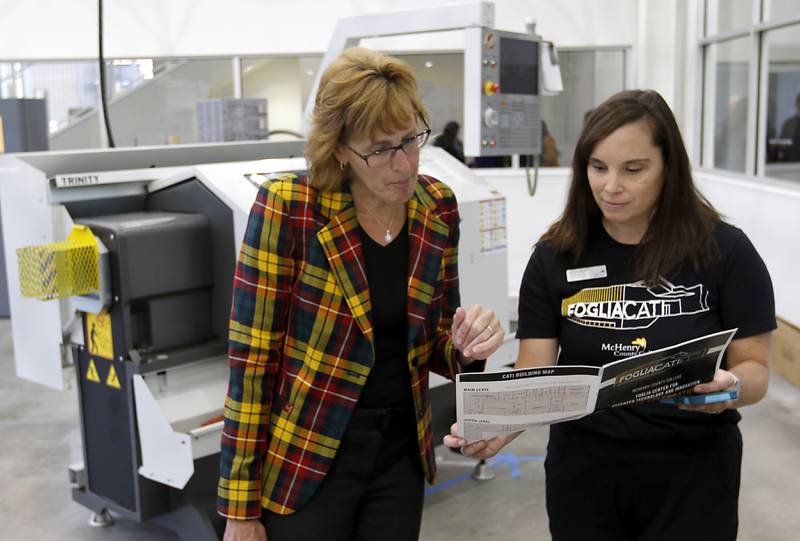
[456,329,737,443]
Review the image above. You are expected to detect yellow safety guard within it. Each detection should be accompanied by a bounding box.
[17,225,100,301]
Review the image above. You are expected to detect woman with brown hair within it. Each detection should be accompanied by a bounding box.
[218,47,504,541]
[446,89,775,540]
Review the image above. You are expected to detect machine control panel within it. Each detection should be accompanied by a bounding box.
[464,27,542,157]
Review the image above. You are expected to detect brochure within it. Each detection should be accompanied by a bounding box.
[456,329,737,443]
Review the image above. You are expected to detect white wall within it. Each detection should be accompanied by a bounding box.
[635,0,679,103]
[695,171,800,326]
[0,0,638,60]
[634,0,705,159]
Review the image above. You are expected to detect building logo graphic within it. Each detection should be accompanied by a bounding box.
[562,278,709,330]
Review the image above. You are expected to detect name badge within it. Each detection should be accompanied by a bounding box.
[566,265,607,283]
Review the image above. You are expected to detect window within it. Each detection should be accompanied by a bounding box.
[703,38,752,173]
[107,59,172,100]
[50,59,234,150]
[764,24,800,181]
[0,63,24,100]
[765,0,798,23]
[700,0,800,184]
[1,61,98,135]
[11,46,626,155]
[705,0,754,36]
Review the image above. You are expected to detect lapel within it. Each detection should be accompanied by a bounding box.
[405,179,449,348]
[315,178,449,351]
[315,186,374,343]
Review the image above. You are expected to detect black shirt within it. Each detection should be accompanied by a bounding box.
[516,219,776,441]
[356,222,414,411]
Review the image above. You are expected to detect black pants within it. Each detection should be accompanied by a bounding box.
[545,428,742,541]
[261,409,424,541]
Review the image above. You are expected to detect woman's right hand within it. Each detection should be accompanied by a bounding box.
[223,518,267,541]
[442,422,521,460]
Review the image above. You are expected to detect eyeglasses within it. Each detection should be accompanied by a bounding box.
[347,128,432,168]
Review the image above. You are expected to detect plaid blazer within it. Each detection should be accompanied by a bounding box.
[218,172,463,518]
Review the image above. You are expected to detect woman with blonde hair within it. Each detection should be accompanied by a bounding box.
[219,47,504,541]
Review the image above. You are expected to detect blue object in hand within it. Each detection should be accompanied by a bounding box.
[661,389,739,405]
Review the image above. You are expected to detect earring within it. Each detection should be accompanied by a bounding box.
[339,161,346,171]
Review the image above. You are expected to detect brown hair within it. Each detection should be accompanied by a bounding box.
[305,47,430,191]
[541,89,721,284]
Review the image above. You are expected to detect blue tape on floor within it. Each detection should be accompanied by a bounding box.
[425,453,545,494]
[489,452,545,479]
[425,473,473,495]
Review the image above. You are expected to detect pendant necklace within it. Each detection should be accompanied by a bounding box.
[358,203,397,243]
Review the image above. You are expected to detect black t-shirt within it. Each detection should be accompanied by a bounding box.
[516,219,776,441]
[356,222,414,412]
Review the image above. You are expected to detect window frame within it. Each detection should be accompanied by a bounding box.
[697,0,800,184]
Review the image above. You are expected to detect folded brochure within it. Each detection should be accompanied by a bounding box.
[456,329,737,443]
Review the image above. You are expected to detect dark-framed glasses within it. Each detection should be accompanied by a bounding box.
[347,128,431,168]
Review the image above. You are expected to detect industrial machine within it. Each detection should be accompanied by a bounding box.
[0,2,559,538]
[1,141,305,539]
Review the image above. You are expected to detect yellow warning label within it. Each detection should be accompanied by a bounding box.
[106,364,121,389]
[86,359,101,383]
[86,310,113,360]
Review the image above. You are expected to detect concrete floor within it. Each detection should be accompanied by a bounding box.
[2,317,799,540]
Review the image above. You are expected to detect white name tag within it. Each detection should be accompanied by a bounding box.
[566,265,607,283]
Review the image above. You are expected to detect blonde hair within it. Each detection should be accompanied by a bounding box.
[305,47,430,191]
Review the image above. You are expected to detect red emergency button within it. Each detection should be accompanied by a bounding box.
[484,80,500,96]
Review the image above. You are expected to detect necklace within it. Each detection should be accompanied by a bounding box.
[357,202,397,243]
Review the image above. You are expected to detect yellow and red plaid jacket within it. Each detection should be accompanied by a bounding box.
[218,172,464,518]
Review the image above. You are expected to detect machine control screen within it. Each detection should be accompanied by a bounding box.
[499,38,538,96]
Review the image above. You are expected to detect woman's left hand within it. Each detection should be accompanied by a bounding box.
[443,422,520,460]
[678,368,740,415]
[451,305,505,363]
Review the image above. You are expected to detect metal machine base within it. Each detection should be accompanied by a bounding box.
[89,509,114,527]
[73,485,223,540]
[471,459,495,481]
